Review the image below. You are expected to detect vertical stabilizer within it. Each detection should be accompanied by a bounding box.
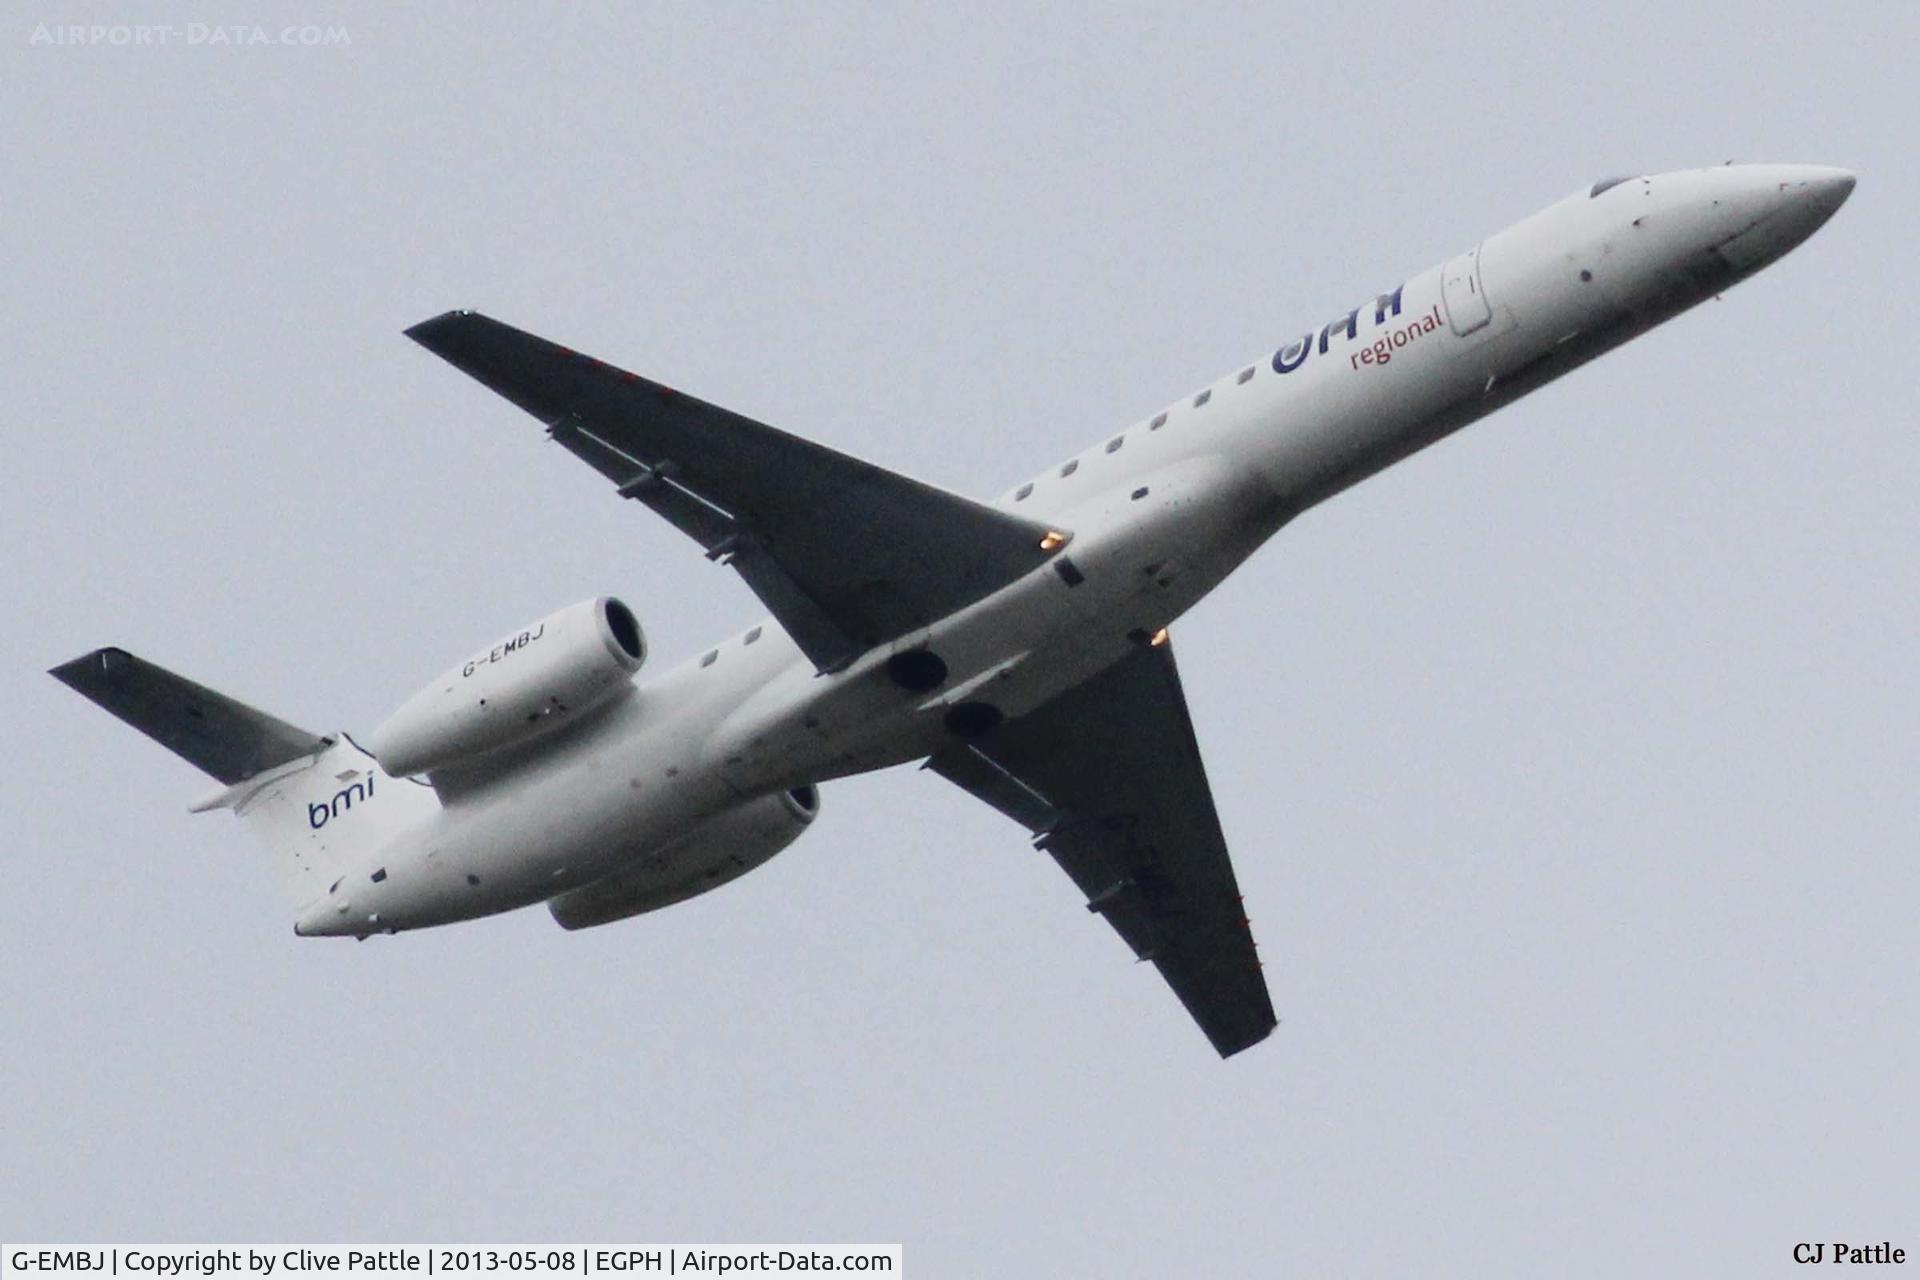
[220,735,439,912]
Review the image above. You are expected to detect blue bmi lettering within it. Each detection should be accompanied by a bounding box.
[1271,335,1311,374]
[308,772,375,829]
[1272,281,1409,374]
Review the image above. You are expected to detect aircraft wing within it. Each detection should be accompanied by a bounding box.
[927,641,1277,1057]
[406,311,1061,673]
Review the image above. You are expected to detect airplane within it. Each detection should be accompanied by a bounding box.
[53,163,1854,1057]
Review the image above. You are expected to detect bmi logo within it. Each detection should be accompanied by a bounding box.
[309,772,374,829]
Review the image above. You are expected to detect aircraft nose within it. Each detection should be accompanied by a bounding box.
[1712,164,1855,271]
[1776,164,1856,223]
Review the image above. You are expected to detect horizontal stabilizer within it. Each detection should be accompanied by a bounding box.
[50,647,330,785]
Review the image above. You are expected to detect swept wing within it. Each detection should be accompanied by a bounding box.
[406,311,1060,672]
[929,642,1276,1057]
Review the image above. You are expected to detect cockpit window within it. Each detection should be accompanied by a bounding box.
[1589,175,1639,198]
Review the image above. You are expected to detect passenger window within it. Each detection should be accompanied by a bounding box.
[1014,483,1033,501]
[1236,366,1255,384]
[700,650,718,668]
[1150,412,1168,430]
[1060,460,1079,477]
[1193,389,1212,407]
[744,626,761,645]
[1105,436,1124,454]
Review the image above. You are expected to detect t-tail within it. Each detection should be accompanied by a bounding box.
[49,647,439,925]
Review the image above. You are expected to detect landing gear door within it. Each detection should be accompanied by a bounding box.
[1441,245,1493,336]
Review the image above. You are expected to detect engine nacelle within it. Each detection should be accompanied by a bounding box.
[369,596,646,777]
[547,785,820,930]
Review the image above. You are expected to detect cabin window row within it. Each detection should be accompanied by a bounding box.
[699,624,766,670]
[1012,362,1260,502]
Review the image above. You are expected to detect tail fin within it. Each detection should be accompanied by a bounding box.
[51,647,438,914]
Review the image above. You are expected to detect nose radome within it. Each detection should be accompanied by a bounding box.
[1757,164,1855,219]
[1711,163,1855,270]
[1801,166,1857,219]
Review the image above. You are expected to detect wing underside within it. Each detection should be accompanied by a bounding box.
[929,642,1277,1057]
[406,311,1061,672]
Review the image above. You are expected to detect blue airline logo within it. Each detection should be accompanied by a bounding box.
[309,771,374,829]
[1272,284,1411,374]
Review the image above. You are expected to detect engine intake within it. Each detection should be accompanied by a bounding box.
[369,596,645,777]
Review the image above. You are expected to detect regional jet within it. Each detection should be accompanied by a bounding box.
[54,164,1853,1056]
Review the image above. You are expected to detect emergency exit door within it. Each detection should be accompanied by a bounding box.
[1441,245,1492,336]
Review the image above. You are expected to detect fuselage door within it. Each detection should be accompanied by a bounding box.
[1441,245,1493,336]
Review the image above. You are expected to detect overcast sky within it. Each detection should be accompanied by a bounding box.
[5,4,1915,1275]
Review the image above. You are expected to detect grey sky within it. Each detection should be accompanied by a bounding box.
[5,4,1915,1275]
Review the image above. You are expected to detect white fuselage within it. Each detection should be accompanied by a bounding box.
[296,164,1854,938]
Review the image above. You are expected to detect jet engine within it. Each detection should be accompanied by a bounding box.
[547,785,820,929]
[369,596,645,777]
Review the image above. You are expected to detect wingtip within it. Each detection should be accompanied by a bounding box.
[403,309,481,346]
[49,646,127,685]
[1214,1014,1279,1059]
